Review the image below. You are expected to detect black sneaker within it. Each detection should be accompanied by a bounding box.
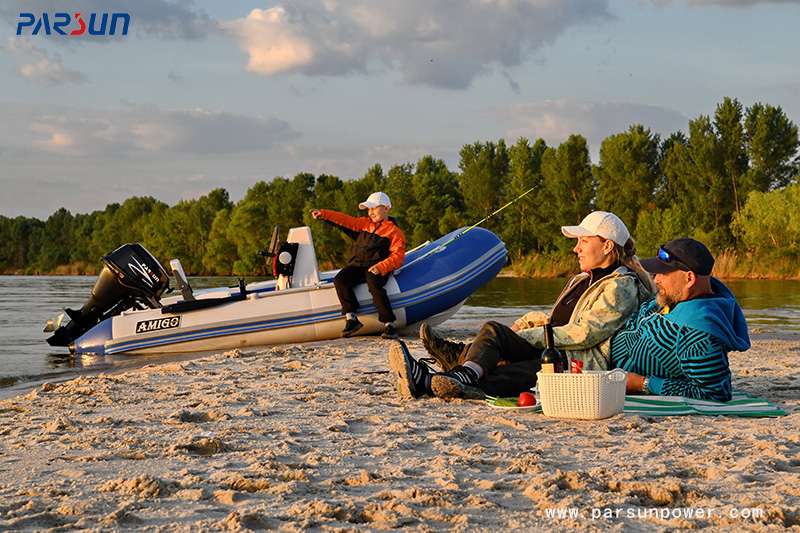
[419,323,467,372]
[430,365,484,400]
[388,341,430,398]
[341,318,363,338]
[381,324,399,339]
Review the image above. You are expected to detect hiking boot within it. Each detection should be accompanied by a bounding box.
[341,318,363,338]
[381,324,399,340]
[419,323,467,372]
[430,365,484,400]
[388,340,430,398]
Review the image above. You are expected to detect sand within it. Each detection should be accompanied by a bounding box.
[1,323,799,532]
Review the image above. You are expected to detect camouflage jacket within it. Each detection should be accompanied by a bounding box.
[515,267,652,371]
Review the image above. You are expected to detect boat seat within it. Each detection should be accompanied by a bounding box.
[169,259,195,301]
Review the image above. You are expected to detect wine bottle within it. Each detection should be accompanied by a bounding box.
[540,320,564,373]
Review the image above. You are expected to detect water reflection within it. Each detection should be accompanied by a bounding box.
[725,279,800,331]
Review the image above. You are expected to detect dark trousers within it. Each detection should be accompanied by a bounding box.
[461,321,542,397]
[334,264,396,323]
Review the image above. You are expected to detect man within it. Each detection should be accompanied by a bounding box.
[310,192,406,339]
[610,237,750,401]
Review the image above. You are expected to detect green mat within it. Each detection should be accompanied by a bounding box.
[486,391,787,417]
[623,391,787,417]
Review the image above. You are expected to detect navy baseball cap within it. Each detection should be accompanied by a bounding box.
[640,238,715,276]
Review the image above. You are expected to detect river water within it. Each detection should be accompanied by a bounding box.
[1,275,798,399]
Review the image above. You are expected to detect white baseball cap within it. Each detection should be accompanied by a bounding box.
[561,211,630,247]
[359,191,392,209]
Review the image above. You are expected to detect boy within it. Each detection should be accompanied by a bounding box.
[310,192,406,339]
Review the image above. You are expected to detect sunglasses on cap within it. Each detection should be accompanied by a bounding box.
[657,244,692,272]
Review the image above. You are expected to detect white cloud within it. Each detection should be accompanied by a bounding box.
[5,36,87,86]
[221,0,613,89]
[5,104,299,157]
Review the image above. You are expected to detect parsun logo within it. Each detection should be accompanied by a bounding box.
[17,13,130,36]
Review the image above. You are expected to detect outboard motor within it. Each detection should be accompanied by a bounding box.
[46,243,170,347]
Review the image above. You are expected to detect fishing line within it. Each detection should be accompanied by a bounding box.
[395,184,536,273]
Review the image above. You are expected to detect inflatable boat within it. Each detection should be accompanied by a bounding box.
[44,226,507,355]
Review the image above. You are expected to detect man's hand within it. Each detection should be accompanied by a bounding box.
[309,208,322,219]
[368,265,381,275]
[626,372,646,394]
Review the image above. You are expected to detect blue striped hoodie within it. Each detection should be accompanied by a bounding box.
[610,277,750,401]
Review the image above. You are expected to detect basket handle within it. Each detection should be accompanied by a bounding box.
[607,368,627,382]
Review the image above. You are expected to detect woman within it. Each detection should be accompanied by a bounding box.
[390,211,655,399]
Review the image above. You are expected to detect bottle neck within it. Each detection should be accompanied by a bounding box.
[545,322,555,349]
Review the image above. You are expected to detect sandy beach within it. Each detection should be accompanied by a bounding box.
[1,323,798,532]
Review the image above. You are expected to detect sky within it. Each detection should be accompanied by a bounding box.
[1,0,799,220]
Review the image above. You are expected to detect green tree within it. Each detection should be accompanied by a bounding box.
[458,140,510,231]
[501,138,547,258]
[634,207,694,259]
[69,211,103,266]
[743,103,800,194]
[142,200,200,273]
[228,182,276,275]
[540,135,595,253]
[682,98,748,248]
[204,188,234,213]
[655,132,690,210]
[0,216,45,272]
[33,208,74,272]
[142,189,234,274]
[594,125,660,234]
[407,156,464,246]
[382,162,416,232]
[268,174,315,231]
[715,98,749,224]
[94,197,168,253]
[733,183,800,252]
[203,209,239,275]
[358,164,387,201]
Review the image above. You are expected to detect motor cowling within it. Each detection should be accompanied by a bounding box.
[47,243,170,347]
[273,241,299,277]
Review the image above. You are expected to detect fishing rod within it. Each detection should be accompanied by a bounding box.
[394,184,536,273]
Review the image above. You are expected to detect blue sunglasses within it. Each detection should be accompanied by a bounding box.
[657,244,692,271]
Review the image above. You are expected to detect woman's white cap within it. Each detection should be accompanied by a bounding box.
[359,191,392,209]
[561,211,630,247]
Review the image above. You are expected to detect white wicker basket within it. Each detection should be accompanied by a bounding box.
[537,369,627,420]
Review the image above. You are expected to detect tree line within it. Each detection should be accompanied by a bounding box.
[1,97,798,278]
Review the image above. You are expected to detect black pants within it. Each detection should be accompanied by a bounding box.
[333,264,396,323]
[461,321,542,397]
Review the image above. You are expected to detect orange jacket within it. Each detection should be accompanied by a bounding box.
[318,209,406,275]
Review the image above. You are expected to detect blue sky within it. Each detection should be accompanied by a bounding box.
[1,0,799,220]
